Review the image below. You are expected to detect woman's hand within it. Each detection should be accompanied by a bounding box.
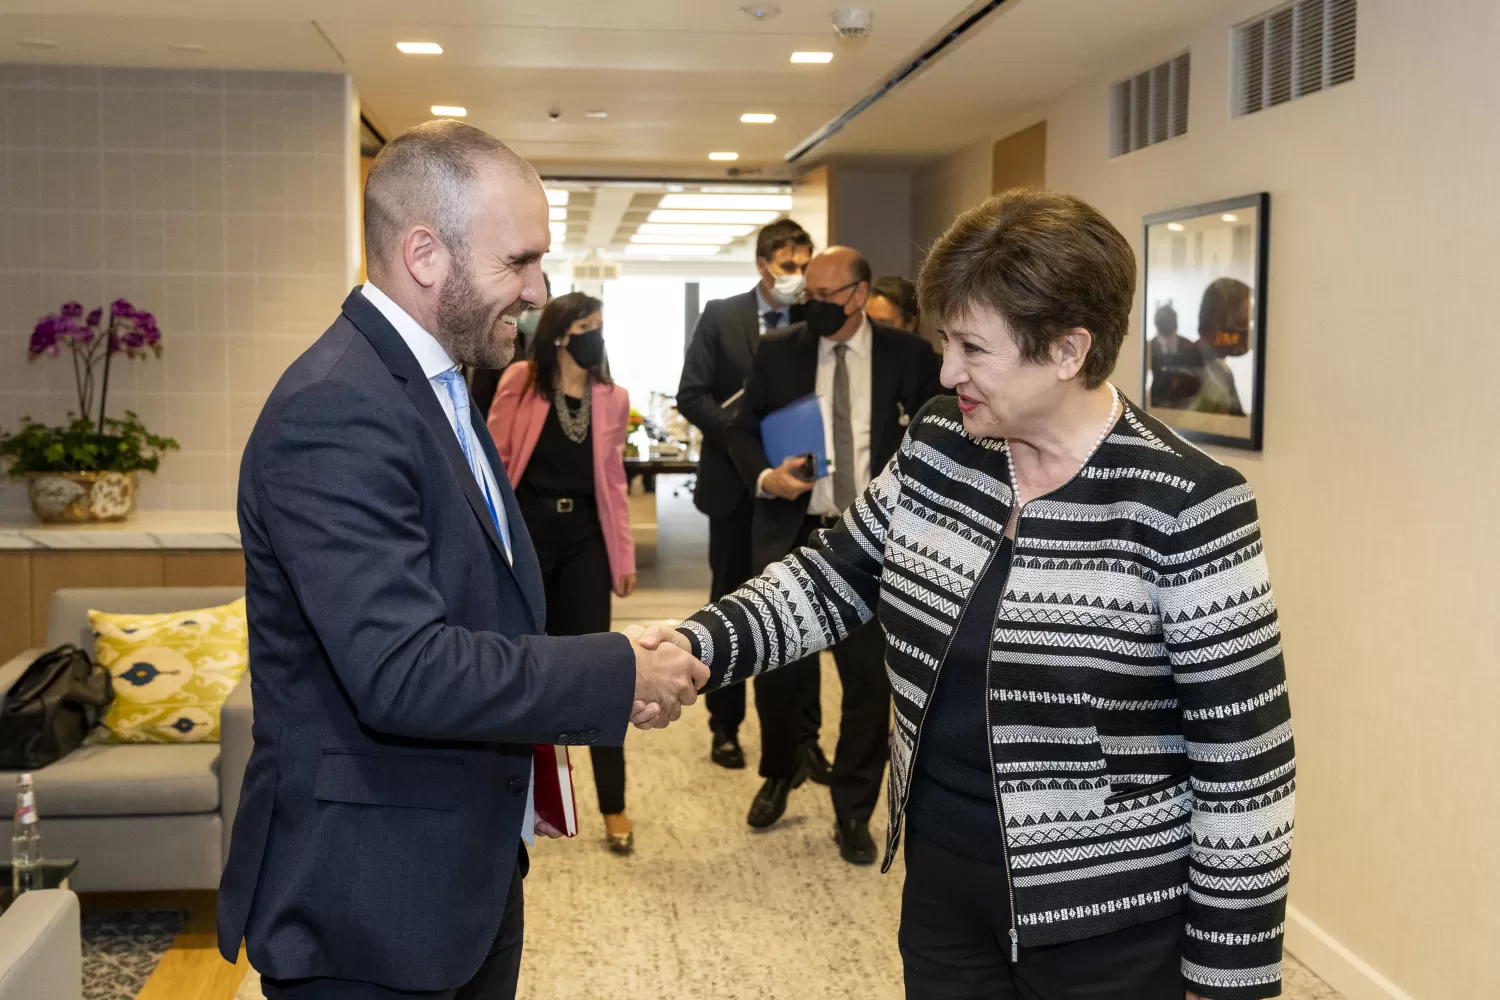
[616,573,637,597]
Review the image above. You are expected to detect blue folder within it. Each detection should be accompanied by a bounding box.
[760,393,828,479]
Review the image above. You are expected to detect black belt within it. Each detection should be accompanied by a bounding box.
[522,495,594,514]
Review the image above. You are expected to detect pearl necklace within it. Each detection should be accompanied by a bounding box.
[1009,383,1121,518]
[1088,383,1122,461]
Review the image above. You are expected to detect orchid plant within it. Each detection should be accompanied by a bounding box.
[0,299,178,477]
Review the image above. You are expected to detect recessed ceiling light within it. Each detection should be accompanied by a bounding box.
[169,43,206,54]
[545,189,570,207]
[708,152,739,161]
[740,4,781,19]
[659,193,792,211]
[1167,222,1185,232]
[631,234,734,245]
[791,51,834,64]
[398,42,443,54]
[1222,213,1240,223]
[549,206,567,222]
[740,113,777,124]
[17,38,61,50]
[431,105,467,117]
[624,244,722,257]
[637,223,757,237]
[584,110,608,119]
[648,209,779,225]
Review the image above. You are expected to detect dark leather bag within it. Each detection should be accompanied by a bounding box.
[0,645,114,769]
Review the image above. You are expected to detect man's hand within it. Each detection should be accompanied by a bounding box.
[760,455,816,501]
[536,817,565,840]
[623,624,709,730]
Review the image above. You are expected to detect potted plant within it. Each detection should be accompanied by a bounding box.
[0,300,179,523]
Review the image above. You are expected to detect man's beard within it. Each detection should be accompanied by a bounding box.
[435,253,521,370]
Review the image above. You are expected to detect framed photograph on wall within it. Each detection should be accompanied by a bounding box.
[1141,193,1269,450]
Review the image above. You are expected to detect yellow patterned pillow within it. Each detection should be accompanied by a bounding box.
[87,598,249,744]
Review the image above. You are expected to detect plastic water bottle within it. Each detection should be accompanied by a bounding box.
[11,774,41,870]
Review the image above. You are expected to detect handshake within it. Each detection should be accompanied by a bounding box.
[625,624,710,730]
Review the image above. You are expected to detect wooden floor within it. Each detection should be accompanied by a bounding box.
[79,891,247,1000]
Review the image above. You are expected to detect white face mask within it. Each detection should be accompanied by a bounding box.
[771,272,806,305]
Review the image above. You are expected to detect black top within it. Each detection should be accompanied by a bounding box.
[904,537,1013,864]
[516,394,594,506]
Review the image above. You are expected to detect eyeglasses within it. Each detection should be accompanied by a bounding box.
[804,280,862,304]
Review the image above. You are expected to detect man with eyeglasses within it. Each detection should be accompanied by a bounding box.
[723,246,942,864]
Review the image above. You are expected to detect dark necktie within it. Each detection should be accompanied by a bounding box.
[762,309,784,331]
[832,344,855,511]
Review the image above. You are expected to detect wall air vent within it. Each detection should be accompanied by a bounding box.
[1234,0,1356,117]
[1110,52,1190,158]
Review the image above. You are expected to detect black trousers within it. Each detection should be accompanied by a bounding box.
[899,831,1186,999]
[754,516,884,818]
[261,865,524,1000]
[525,500,625,816]
[704,498,821,744]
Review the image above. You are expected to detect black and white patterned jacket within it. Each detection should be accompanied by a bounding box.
[680,393,1294,1000]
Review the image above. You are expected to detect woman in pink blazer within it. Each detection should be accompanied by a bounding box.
[486,291,639,854]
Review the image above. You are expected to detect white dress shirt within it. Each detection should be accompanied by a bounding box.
[361,283,534,846]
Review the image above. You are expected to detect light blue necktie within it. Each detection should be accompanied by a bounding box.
[434,368,512,559]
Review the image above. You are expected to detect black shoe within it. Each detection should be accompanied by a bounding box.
[801,740,833,787]
[834,818,877,865]
[711,731,745,770]
[747,777,795,829]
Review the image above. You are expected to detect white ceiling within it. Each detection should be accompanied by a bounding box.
[0,0,1239,176]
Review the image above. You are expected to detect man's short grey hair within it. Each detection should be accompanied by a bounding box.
[363,119,534,281]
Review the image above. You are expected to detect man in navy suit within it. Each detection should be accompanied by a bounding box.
[218,120,706,999]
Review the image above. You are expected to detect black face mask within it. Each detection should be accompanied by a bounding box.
[803,300,850,339]
[565,328,605,368]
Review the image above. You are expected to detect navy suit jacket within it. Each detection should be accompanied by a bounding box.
[217,289,636,990]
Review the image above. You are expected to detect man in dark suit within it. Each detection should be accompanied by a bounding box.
[725,246,943,864]
[677,219,827,775]
[218,120,704,1000]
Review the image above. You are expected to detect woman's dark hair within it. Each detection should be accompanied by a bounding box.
[526,291,610,398]
[1197,278,1251,338]
[870,276,919,327]
[918,188,1135,389]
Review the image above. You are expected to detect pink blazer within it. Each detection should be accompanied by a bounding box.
[486,364,636,596]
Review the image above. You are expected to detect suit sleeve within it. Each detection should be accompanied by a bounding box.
[724,341,775,493]
[1157,464,1294,1000]
[253,378,636,746]
[676,302,735,444]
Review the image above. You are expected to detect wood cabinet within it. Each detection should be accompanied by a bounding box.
[0,551,245,662]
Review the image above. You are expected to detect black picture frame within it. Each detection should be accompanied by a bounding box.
[1141,192,1270,451]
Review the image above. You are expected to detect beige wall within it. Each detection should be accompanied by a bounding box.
[1037,1,1497,997]
[0,64,356,512]
[911,137,992,264]
[827,165,916,278]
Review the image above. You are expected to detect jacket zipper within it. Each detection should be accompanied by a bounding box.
[984,522,1022,962]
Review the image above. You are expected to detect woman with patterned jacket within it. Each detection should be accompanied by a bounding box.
[639,190,1294,1000]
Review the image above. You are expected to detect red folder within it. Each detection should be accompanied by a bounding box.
[532,744,578,837]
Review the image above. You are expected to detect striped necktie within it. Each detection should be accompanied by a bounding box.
[434,368,512,560]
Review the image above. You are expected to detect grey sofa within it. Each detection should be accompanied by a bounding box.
[0,588,250,892]
[0,890,81,1000]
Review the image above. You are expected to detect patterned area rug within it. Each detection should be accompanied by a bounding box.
[80,909,188,1000]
